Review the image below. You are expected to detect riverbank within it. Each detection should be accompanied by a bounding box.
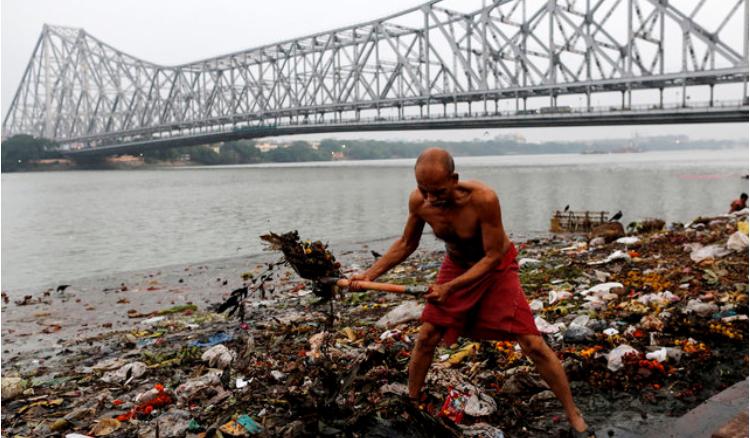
[1,234,441,360]
[1,210,748,437]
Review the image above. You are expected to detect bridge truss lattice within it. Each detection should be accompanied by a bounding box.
[3,0,748,154]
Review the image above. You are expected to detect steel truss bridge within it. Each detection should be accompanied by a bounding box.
[3,0,748,157]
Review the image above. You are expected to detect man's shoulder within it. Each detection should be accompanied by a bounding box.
[408,189,425,209]
[462,180,498,204]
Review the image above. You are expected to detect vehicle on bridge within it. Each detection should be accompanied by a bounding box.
[539,106,573,114]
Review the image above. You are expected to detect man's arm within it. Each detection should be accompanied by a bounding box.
[358,191,425,282]
[425,190,507,302]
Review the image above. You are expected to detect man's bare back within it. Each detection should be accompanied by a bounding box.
[411,180,512,267]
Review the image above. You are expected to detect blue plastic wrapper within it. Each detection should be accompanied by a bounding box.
[188,332,233,347]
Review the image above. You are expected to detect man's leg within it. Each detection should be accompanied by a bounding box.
[517,334,589,433]
[408,322,445,399]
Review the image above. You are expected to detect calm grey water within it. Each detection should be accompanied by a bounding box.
[2,148,748,291]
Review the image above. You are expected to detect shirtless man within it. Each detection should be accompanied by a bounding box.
[729,193,748,213]
[351,148,592,436]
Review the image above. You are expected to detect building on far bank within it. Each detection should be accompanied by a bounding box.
[28,158,74,166]
[256,142,280,152]
[106,155,144,164]
[494,133,526,143]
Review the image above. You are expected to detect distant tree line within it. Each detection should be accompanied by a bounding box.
[157,135,743,166]
[1,133,744,172]
[1,135,62,172]
[142,139,340,164]
[142,140,264,165]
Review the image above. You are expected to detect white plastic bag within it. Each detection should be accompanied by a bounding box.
[375,301,424,328]
[534,316,560,334]
[518,258,541,268]
[529,299,544,312]
[689,244,730,263]
[548,290,572,304]
[727,231,749,252]
[101,361,147,383]
[582,282,623,296]
[201,344,236,369]
[588,250,631,266]
[607,344,639,371]
[645,348,668,363]
[616,236,640,245]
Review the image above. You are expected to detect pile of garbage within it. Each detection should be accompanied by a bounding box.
[1,210,747,437]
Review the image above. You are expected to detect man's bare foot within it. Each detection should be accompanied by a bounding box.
[568,409,588,432]
[568,409,594,437]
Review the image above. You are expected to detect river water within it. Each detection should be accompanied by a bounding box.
[2,148,747,291]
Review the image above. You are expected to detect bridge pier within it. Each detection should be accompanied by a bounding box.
[659,88,664,109]
[682,80,687,108]
[627,84,632,109]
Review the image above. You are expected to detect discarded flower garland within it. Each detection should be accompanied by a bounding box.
[116,384,172,421]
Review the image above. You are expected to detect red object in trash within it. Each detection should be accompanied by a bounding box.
[116,384,173,421]
[438,386,468,424]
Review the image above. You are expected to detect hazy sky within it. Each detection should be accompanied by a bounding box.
[2,0,747,143]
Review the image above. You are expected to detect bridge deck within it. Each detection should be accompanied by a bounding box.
[65,104,749,157]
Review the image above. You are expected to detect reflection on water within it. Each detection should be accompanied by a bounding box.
[2,148,747,290]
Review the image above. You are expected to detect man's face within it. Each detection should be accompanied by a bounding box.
[416,171,456,208]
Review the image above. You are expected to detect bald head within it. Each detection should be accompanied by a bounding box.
[415,147,455,180]
[414,148,458,207]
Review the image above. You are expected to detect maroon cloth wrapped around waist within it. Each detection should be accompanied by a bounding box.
[420,243,540,345]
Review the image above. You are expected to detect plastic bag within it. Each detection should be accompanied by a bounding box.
[582,282,623,296]
[548,290,572,304]
[587,250,631,266]
[439,387,469,423]
[375,301,423,328]
[607,344,639,371]
[689,244,730,263]
[683,299,719,317]
[727,231,749,251]
[460,422,505,437]
[101,362,147,383]
[529,299,544,312]
[616,236,640,245]
[201,344,236,369]
[175,369,222,400]
[645,348,668,362]
[534,316,560,334]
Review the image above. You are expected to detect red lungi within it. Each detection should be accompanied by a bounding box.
[420,244,540,345]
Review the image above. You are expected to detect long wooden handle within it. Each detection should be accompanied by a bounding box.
[333,278,428,295]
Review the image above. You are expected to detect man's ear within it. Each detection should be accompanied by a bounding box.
[452,172,459,182]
